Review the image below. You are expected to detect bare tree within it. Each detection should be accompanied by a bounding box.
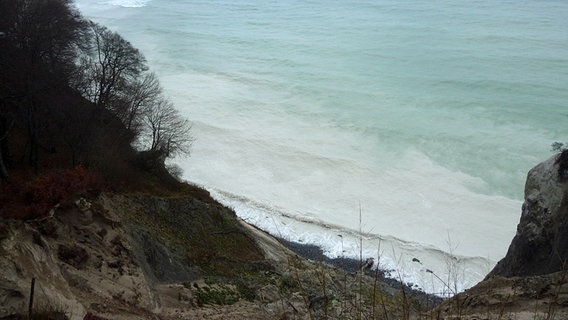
[0,113,10,180]
[143,97,193,158]
[4,0,87,76]
[115,72,162,134]
[1,0,193,177]
[78,22,147,109]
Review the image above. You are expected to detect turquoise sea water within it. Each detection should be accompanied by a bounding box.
[77,0,568,294]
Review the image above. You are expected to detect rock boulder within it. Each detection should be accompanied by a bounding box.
[488,152,568,278]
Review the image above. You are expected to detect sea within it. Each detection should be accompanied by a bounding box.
[75,0,568,295]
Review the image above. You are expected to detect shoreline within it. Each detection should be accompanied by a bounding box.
[276,237,445,307]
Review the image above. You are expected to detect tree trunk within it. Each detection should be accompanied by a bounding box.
[27,99,38,174]
[0,148,8,181]
[0,114,9,181]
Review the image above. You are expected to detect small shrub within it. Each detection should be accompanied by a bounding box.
[552,141,567,153]
[235,279,257,302]
[166,163,184,181]
[194,285,240,306]
[279,275,297,292]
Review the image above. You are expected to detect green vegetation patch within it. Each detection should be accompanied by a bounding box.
[123,194,268,277]
[184,270,296,306]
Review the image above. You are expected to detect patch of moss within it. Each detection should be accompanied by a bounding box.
[191,283,240,306]
[279,274,298,293]
[120,194,269,278]
[188,270,289,305]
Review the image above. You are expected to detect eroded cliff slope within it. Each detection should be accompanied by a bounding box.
[0,192,272,319]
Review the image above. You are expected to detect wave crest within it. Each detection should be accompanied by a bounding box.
[209,187,493,295]
[105,0,150,8]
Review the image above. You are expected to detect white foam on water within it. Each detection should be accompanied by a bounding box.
[159,70,524,295]
[164,71,520,253]
[103,0,150,8]
[208,184,499,296]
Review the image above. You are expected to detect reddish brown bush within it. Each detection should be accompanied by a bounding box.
[0,166,107,220]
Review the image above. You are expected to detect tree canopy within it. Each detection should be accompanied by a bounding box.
[0,0,193,183]
[0,0,195,220]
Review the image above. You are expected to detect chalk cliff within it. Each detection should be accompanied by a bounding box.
[488,152,568,278]
[432,152,568,319]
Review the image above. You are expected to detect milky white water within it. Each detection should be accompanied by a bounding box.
[76,0,568,295]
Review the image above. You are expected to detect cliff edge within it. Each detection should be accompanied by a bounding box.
[0,192,274,319]
[431,152,568,319]
[488,152,568,278]
[0,191,430,320]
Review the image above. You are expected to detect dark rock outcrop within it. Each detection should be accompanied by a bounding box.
[488,153,568,278]
[128,229,200,284]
